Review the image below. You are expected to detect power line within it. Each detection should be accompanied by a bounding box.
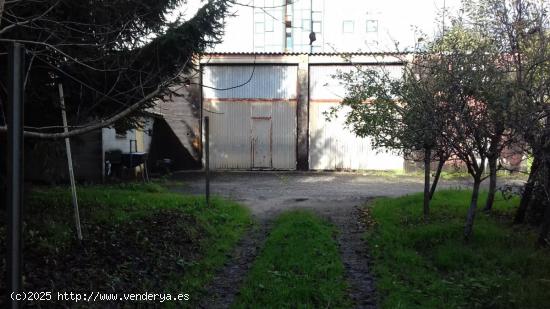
[228,0,298,9]
[191,55,257,91]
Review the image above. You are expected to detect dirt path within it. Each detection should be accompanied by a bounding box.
[323,205,377,309]
[198,219,271,309]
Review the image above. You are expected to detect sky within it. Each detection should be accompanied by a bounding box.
[171,0,463,52]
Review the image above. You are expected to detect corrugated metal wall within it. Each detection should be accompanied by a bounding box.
[309,65,404,170]
[203,65,297,169]
[203,65,297,99]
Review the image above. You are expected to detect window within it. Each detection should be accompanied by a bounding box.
[366,19,378,33]
[265,16,274,32]
[286,35,293,51]
[255,11,265,21]
[302,18,311,31]
[312,11,322,21]
[312,21,322,33]
[342,20,354,33]
[255,22,265,33]
[312,11,322,33]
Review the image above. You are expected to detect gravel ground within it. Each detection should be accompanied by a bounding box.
[171,171,479,218]
[171,171,522,308]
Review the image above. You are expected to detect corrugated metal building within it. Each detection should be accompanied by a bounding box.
[203,65,298,169]
[169,52,410,171]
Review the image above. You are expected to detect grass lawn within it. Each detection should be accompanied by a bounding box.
[357,169,528,182]
[0,182,251,307]
[366,189,550,309]
[233,210,350,309]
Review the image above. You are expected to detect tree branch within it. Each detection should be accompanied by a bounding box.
[0,83,162,139]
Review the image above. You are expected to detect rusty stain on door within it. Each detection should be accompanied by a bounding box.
[251,117,272,168]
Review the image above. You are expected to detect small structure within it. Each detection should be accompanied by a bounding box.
[25,116,155,183]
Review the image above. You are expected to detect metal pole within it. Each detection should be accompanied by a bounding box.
[442,0,446,34]
[205,116,210,206]
[310,0,313,53]
[7,42,24,309]
[58,83,83,241]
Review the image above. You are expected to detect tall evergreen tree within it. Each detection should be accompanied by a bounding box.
[0,0,228,137]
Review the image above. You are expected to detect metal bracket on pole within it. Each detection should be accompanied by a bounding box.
[58,83,83,241]
[7,42,24,309]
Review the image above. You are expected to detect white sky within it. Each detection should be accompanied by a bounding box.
[171,0,463,51]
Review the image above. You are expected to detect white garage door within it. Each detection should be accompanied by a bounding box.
[309,65,404,170]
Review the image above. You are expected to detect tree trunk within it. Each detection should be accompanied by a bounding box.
[537,200,550,248]
[483,156,498,212]
[537,159,550,247]
[423,147,431,220]
[464,177,481,241]
[514,156,540,224]
[430,156,446,200]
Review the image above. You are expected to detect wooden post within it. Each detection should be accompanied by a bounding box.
[205,116,210,206]
[7,42,24,309]
[58,84,83,241]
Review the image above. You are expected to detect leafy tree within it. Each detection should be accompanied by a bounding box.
[334,57,450,220]
[335,15,529,240]
[465,0,550,246]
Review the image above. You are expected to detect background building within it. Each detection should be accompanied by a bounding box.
[153,1,463,171]
[215,0,460,53]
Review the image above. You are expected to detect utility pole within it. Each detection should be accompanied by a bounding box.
[7,42,24,309]
[204,116,210,206]
[310,0,313,53]
[442,0,446,34]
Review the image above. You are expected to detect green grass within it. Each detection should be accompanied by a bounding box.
[354,168,528,181]
[233,211,350,309]
[1,183,251,307]
[438,170,528,181]
[366,190,550,309]
[25,183,201,244]
[356,169,415,178]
